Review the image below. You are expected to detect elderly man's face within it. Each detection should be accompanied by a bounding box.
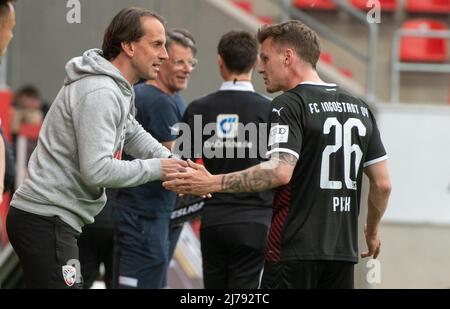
[0,2,16,61]
[157,42,195,95]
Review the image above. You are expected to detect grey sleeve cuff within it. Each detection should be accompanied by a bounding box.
[144,158,164,181]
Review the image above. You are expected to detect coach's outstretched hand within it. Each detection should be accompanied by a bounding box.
[160,158,188,180]
[163,159,214,196]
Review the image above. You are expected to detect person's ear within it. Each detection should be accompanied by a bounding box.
[217,54,224,68]
[284,48,294,65]
[121,41,134,58]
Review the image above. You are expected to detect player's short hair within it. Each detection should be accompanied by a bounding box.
[0,0,14,25]
[166,29,197,56]
[217,30,258,74]
[257,20,321,69]
[102,7,165,61]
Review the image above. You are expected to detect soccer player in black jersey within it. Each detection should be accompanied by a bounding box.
[164,20,392,289]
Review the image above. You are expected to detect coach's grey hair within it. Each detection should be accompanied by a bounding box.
[166,29,197,56]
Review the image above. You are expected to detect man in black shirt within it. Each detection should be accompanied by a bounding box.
[165,21,392,289]
[181,31,273,289]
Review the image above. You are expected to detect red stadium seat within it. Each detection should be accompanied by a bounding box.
[293,0,337,10]
[339,68,354,79]
[319,52,334,64]
[258,16,273,25]
[406,0,450,14]
[319,53,354,79]
[351,0,397,11]
[231,1,272,25]
[400,19,448,63]
[231,0,253,14]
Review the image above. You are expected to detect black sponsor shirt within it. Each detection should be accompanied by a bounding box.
[181,82,274,228]
[266,82,387,263]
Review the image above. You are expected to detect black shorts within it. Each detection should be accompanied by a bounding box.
[261,260,354,289]
[7,207,82,289]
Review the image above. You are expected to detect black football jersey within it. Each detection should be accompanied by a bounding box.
[265,82,387,263]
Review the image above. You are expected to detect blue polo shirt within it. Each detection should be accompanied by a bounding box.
[115,83,186,218]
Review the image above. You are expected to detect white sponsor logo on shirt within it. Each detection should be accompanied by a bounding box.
[268,125,289,146]
[217,114,239,138]
[272,107,284,116]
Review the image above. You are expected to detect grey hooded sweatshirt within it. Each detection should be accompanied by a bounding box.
[10,49,171,232]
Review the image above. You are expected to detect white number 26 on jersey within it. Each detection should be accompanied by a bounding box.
[320,117,366,190]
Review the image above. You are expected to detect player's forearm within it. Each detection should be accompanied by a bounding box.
[366,182,391,235]
[219,154,296,193]
[219,163,279,193]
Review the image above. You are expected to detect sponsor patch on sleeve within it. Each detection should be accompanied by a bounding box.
[268,125,289,146]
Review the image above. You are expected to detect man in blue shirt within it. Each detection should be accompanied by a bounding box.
[113,29,197,289]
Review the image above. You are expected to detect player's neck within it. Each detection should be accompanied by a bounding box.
[286,69,323,90]
[223,71,252,83]
[302,70,324,84]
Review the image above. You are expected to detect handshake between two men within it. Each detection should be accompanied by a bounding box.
[160,152,293,198]
[160,158,214,197]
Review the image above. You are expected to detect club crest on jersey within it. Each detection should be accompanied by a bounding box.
[217,114,239,139]
[62,265,77,287]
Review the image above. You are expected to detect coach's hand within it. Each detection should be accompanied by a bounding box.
[163,159,214,196]
[160,158,188,180]
[361,225,381,259]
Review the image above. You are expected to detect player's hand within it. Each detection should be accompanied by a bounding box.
[160,158,188,180]
[361,225,381,259]
[163,159,214,196]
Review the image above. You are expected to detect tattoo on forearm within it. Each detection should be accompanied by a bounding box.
[220,153,298,193]
[221,168,276,193]
[277,153,298,166]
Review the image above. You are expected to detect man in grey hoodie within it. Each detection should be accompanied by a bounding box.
[6,7,187,289]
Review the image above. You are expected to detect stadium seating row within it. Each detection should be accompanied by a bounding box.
[293,0,450,14]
